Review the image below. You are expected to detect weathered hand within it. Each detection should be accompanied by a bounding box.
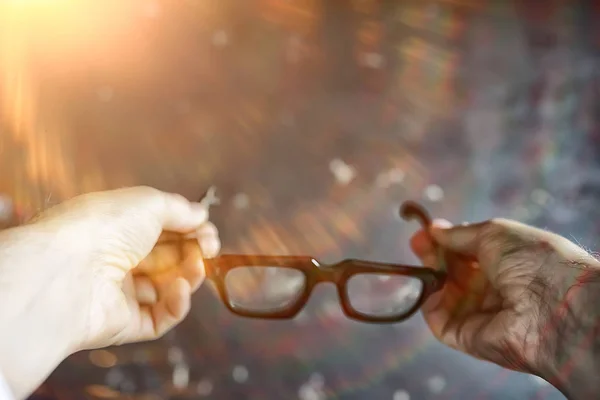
[411,218,600,399]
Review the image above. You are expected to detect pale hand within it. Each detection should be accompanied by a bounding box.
[0,187,220,399]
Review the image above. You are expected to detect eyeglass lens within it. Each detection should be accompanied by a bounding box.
[223,266,424,318]
[224,266,307,312]
[346,274,423,317]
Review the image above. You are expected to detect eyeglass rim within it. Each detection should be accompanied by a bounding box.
[156,199,446,322]
[204,255,445,323]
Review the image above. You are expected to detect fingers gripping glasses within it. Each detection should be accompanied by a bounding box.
[158,199,446,323]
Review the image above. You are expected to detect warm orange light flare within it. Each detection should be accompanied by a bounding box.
[0,0,142,205]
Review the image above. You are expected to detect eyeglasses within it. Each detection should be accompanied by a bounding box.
[158,200,446,323]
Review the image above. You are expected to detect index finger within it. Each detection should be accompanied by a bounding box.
[136,234,206,290]
[410,219,452,269]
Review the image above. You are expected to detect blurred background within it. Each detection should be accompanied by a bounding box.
[1,0,599,398]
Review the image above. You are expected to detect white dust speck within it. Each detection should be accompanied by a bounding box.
[105,368,124,387]
[363,52,384,69]
[387,168,405,184]
[329,159,356,185]
[97,86,114,102]
[424,184,444,202]
[393,389,410,400]
[376,167,405,188]
[172,364,190,389]
[196,378,213,396]
[168,347,184,365]
[309,372,325,388]
[531,188,551,206]
[298,374,326,400]
[232,365,249,383]
[298,384,326,400]
[232,192,250,210]
[212,30,229,47]
[427,375,446,394]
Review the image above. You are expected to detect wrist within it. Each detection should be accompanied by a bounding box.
[536,266,600,399]
[0,225,76,399]
[0,339,70,400]
[539,337,600,399]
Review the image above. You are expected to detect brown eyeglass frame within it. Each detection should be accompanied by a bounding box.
[159,200,447,323]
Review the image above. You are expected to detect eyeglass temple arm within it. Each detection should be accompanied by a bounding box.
[399,201,448,273]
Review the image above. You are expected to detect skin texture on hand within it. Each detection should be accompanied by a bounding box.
[0,187,220,399]
[410,218,600,399]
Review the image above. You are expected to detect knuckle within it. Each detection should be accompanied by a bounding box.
[67,191,100,211]
[155,328,170,340]
[159,190,189,209]
[198,221,219,237]
[479,219,506,242]
[137,187,190,216]
[482,218,558,270]
[486,218,511,232]
[167,192,189,205]
[133,186,164,202]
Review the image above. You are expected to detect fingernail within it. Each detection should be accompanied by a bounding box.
[429,226,448,239]
[197,221,218,237]
[199,237,221,258]
[432,219,452,228]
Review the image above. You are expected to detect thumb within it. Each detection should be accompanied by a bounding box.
[108,188,210,276]
[430,221,491,255]
[154,191,209,233]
